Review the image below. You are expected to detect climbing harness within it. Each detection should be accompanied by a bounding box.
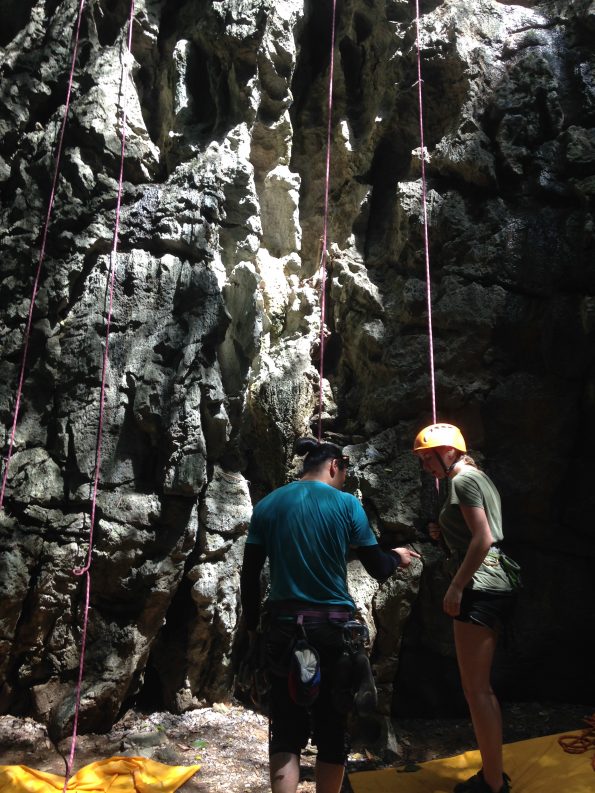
[258,608,374,720]
[317,0,337,442]
[0,0,87,512]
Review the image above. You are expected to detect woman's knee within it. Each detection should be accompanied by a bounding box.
[461,683,496,706]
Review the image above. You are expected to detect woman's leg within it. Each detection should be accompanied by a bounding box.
[453,620,504,793]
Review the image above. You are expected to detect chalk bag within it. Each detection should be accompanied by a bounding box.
[287,627,321,707]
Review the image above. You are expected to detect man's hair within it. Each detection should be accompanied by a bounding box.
[295,437,346,474]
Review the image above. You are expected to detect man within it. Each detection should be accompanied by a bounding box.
[240,438,421,793]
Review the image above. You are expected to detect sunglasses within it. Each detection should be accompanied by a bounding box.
[336,456,350,471]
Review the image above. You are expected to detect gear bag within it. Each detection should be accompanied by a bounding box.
[499,551,522,590]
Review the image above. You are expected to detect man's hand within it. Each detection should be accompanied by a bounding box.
[393,547,422,567]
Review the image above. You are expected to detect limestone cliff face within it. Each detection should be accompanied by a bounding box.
[0,0,593,739]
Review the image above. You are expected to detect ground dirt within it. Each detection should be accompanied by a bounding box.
[0,701,593,791]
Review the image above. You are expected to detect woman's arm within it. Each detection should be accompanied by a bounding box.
[443,504,493,617]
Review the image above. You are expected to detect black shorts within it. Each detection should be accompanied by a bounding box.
[454,588,516,630]
[265,617,351,765]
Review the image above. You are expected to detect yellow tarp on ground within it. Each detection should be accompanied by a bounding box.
[349,732,594,793]
[0,756,200,792]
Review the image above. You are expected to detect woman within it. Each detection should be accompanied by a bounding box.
[413,423,520,793]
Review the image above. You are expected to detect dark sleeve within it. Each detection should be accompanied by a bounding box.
[356,544,401,583]
[240,542,267,630]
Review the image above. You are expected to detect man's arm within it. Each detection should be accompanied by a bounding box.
[356,544,420,583]
[240,542,267,630]
[349,495,421,582]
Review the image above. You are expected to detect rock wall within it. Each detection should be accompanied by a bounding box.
[1,0,593,740]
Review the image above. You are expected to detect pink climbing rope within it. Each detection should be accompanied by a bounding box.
[317,0,338,442]
[414,0,437,424]
[62,1,135,786]
[0,0,87,511]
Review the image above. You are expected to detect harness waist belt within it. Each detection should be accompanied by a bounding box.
[270,611,352,621]
[266,602,352,621]
[294,610,351,620]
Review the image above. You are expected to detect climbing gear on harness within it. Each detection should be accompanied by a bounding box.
[332,620,377,717]
[287,617,321,707]
[453,769,511,793]
[413,423,467,453]
[499,552,523,590]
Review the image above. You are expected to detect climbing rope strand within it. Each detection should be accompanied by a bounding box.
[414,0,437,424]
[62,2,135,787]
[317,0,337,442]
[558,714,595,771]
[62,569,90,782]
[76,0,134,578]
[0,0,87,512]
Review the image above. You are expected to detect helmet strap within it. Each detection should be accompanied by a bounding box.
[433,450,449,476]
[434,449,459,476]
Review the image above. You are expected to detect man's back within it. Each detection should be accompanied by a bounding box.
[247,480,376,607]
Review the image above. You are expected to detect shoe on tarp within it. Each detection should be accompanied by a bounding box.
[453,769,511,793]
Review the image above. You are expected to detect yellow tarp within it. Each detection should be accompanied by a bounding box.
[0,756,200,792]
[349,732,594,793]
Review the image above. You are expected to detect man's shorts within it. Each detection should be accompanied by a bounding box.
[265,616,351,765]
[454,588,517,630]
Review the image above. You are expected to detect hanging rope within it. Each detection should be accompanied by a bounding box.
[62,2,135,787]
[0,0,87,512]
[414,0,437,424]
[317,0,338,442]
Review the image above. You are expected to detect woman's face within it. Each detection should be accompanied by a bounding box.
[417,446,456,479]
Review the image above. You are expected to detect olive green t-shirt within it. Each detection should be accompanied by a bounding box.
[439,467,512,592]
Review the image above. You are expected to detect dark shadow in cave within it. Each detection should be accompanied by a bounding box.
[290,0,344,124]
[90,0,134,47]
[0,0,37,47]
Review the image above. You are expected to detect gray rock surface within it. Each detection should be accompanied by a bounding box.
[1,0,593,740]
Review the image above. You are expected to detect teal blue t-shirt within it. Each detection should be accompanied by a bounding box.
[246,480,377,608]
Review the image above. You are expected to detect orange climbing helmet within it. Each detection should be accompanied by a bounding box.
[413,423,467,453]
